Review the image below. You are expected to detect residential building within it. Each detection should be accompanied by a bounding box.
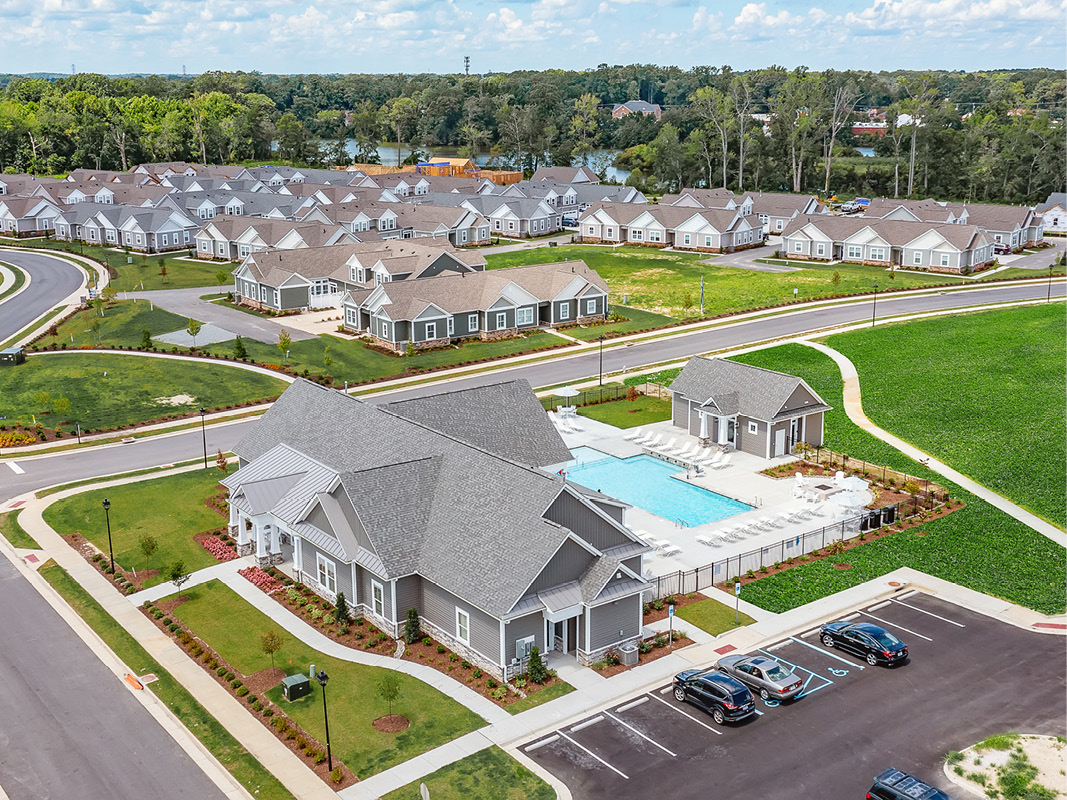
[341,260,608,350]
[0,196,62,236]
[944,203,1043,250]
[530,165,600,185]
[418,193,562,238]
[611,101,663,120]
[195,216,357,261]
[578,202,763,252]
[742,191,825,235]
[54,206,198,252]
[1036,193,1067,233]
[222,378,650,676]
[669,357,831,458]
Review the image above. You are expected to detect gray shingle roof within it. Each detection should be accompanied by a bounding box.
[670,357,831,423]
[1037,193,1066,213]
[782,214,988,250]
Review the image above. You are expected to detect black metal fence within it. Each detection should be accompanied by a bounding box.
[644,492,946,600]
[540,384,632,410]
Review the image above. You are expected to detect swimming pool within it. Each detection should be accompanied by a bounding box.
[565,448,752,527]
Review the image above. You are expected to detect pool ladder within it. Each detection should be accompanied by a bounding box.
[675,518,689,529]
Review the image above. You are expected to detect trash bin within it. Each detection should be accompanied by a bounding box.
[619,644,639,667]
[881,505,896,525]
[549,240,558,247]
[281,674,311,701]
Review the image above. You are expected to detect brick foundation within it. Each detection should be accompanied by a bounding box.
[479,327,519,342]
[411,336,450,351]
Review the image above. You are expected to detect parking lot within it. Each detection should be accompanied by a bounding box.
[521,591,1067,799]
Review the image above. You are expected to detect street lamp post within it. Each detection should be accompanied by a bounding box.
[101,498,114,574]
[1049,266,1054,303]
[199,407,208,469]
[597,334,605,403]
[871,284,878,327]
[316,670,332,772]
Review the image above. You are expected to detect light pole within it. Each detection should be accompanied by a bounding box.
[101,498,114,574]
[597,334,605,403]
[316,670,332,772]
[871,283,878,327]
[199,407,208,469]
[1049,266,1054,303]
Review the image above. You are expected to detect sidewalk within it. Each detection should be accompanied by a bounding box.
[800,339,1067,547]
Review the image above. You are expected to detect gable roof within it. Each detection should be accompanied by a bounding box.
[670,356,831,423]
[530,166,599,184]
[782,214,989,250]
[1036,193,1066,213]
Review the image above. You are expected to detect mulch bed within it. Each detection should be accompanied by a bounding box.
[138,600,358,789]
[593,632,692,678]
[642,591,708,623]
[372,715,410,733]
[63,531,154,592]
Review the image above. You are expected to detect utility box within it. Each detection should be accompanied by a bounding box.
[619,644,639,667]
[0,347,25,366]
[281,674,311,702]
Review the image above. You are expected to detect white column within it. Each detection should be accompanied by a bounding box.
[236,513,248,546]
[698,412,708,440]
[255,522,267,560]
[717,416,728,445]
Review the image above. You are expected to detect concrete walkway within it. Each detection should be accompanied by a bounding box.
[799,339,1067,547]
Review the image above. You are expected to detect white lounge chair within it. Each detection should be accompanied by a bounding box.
[633,429,656,445]
[699,450,725,468]
[623,427,644,442]
[643,434,664,450]
[662,544,682,557]
[569,418,584,432]
[652,539,672,551]
[666,440,690,456]
[696,535,715,546]
[713,453,733,470]
[654,437,677,453]
[673,444,697,460]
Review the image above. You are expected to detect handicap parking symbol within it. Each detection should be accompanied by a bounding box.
[828,667,849,676]
[764,699,780,708]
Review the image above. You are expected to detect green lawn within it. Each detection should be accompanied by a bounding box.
[381,746,554,800]
[0,259,27,302]
[44,300,191,348]
[576,395,672,428]
[170,580,485,779]
[675,596,757,635]
[623,367,683,387]
[503,681,575,715]
[0,353,286,431]
[43,468,228,586]
[726,342,1067,615]
[823,304,1067,528]
[0,511,39,549]
[38,563,291,800]
[563,305,677,340]
[484,245,969,318]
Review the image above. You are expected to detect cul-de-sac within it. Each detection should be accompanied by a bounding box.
[0,21,1064,800]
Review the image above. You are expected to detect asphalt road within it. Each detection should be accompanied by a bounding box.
[0,251,85,343]
[1,279,1063,505]
[521,593,1067,800]
[0,555,227,800]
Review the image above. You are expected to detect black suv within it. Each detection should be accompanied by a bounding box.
[820,621,908,666]
[867,768,954,799]
[672,669,756,724]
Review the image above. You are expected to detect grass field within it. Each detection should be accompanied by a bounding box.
[0,511,39,549]
[674,596,756,635]
[566,304,677,340]
[0,353,285,431]
[484,245,970,318]
[503,681,575,715]
[823,304,1066,528]
[576,395,672,428]
[727,341,1067,615]
[38,563,292,800]
[170,580,485,779]
[382,746,554,800]
[43,468,228,586]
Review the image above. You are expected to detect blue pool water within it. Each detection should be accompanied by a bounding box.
[565,448,752,527]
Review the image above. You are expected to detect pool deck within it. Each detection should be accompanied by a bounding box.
[554,418,860,578]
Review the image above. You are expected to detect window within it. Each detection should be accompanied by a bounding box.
[913,251,922,265]
[775,219,783,231]
[372,581,384,618]
[649,231,661,242]
[495,312,507,329]
[425,322,436,340]
[381,321,391,339]
[558,303,570,320]
[705,235,712,247]
[816,243,825,256]
[456,609,470,645]
[239,245,250,258]
[748,421,759,434]
[345,309,356,326]
[447,316,454,335]
[585,299,596,315]
[516,307,533,326]
[588,225,596,235]
[317,554,337,594]
[183,231,190,243]
[869,247,885,261]
[940,253,950,267]
[200,241,210,252]
[508,221,515,231]
[606,228,614,238]
[847,245,862,259]
[160,233,168,246]
[794,241,803,253]
[468,313,479,332]
[631,229,643,241]
[994,233,1002,242]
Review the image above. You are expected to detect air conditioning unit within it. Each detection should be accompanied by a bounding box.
[515,636,535,661]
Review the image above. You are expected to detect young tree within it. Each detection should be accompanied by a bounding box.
[139,534,158,571]
[141,328,152,349]
[232,334,247,360]
[277,329,292,363]
[215,449,229,474]
[159,264,168,284]
[168,559,190,599]
[377,672,402,717]
[626,385,639,404]
[404,608,421,644]
[322,344,332,371]
[261,629,285,671]
[334,591,349,623]
[186,318,202,348]
[215,268,230,286]
[527,645,547,684]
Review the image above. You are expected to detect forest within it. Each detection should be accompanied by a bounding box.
[0,65,1062,203]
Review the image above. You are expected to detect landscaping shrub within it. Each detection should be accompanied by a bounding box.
[235,686,248,697]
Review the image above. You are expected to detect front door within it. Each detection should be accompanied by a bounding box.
[790,418,801,451]
[552,621,565,652]
[774,428,786,457]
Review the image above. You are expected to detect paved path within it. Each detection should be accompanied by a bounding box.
[128,287,316,343]
[0,250,86,343]
[799,339,1067,546]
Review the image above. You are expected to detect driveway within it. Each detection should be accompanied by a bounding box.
[0,555,227,800]
[128,287,315,343]
[521,593,1067,800]
[0,250,85,343]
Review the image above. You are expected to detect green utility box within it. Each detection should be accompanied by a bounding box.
[0,347,25,366]
[281,674,311,701]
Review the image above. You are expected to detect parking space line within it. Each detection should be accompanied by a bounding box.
[558,731,629,779]
[646,693,723,735]
[890,598,966,627]
[897,589,919,599]
[796,672,834,699]
[788,636,865,669]
[858,611,933,641]
[604,711,677,756]
[617,697,648,713]
[867,601,892,611]
[572,716,604,732]
[758,647,798,669]
[524,735,560,752]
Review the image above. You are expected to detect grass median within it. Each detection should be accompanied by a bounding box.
[37,562,292,800]
[0,511,40,549]
[381,746,554,800]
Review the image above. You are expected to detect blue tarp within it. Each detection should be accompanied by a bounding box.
[855,197,871,206]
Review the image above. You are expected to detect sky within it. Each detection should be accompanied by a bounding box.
[3,0,1065,76]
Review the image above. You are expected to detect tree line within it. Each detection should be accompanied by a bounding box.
[0,65,1062,203]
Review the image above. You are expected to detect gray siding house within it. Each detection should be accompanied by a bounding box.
[669,357,831,459]
[222,379,650,676]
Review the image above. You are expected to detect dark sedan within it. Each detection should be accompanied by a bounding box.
[672,668,756,724]
[820,621,908,666]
